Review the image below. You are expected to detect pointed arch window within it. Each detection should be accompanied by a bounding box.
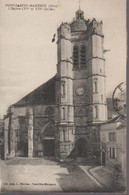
[94,106,98,119]
[95,81,97,92]
[61,82,65,95]
[93,80,98,93]
[80,45,86,67]
[73,45,79,67]
[63,129,66,141]
[62,107,65,120]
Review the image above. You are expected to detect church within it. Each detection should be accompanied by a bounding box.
[4,9,108,162]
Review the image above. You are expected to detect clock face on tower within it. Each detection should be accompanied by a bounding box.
[76,87,85,96]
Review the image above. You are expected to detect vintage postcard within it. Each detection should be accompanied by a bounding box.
[0,0,127,193]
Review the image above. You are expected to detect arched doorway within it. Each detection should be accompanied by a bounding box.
[75,138,87,157]
[42,122,55,157]
[17,131,28,157]
[43,139,55,156]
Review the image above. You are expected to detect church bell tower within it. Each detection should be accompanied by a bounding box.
[55,9,107,161]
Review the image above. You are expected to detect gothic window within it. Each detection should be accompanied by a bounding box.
[63,129,66,141]
[94,106,98,118]
[61,82,65,95]
[94,81,97,92]
[62,107,65,120]
[68,106,70,113]
[80,45,86,67]
[73,45,79,67]
[67,129,69,141]
[62,83,65,95]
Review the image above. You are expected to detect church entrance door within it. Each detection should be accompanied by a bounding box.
[23,143,28,157]
[17,142,28,157]
[43,139,55,156]
[75,138,87,158]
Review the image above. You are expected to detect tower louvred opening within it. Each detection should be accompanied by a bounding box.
[80,45,86,67]
[73,45,79,66]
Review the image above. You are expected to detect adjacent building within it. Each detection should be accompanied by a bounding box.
[100,116,126,180]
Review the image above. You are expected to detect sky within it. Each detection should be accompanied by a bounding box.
[0,0,126,118]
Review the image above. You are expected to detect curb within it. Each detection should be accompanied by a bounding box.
[80,166,105,189]
[88,167,108,190]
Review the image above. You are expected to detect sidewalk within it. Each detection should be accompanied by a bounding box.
[88,166,126,192]
[89,166,113,190]
[80,166,104,189]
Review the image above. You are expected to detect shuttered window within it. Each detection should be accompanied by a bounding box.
[73,45,79,67]
[80,45,86,67]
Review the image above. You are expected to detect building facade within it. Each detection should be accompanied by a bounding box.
[100,116,126,181]
[4,9,107,162]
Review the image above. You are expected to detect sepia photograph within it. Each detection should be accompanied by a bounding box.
[0,0,127,193]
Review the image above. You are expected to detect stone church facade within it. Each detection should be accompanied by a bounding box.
[4,9,107,162]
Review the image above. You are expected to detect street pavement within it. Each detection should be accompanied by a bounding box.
[57,163,103,192]
[0,158,104,192]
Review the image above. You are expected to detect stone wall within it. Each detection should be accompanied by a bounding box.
[100,123,126,180]
[4,104,57,158]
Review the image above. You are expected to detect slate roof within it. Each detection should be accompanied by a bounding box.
[102,114,126,128]
[107,115,121,123]
[13,75,56,106]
